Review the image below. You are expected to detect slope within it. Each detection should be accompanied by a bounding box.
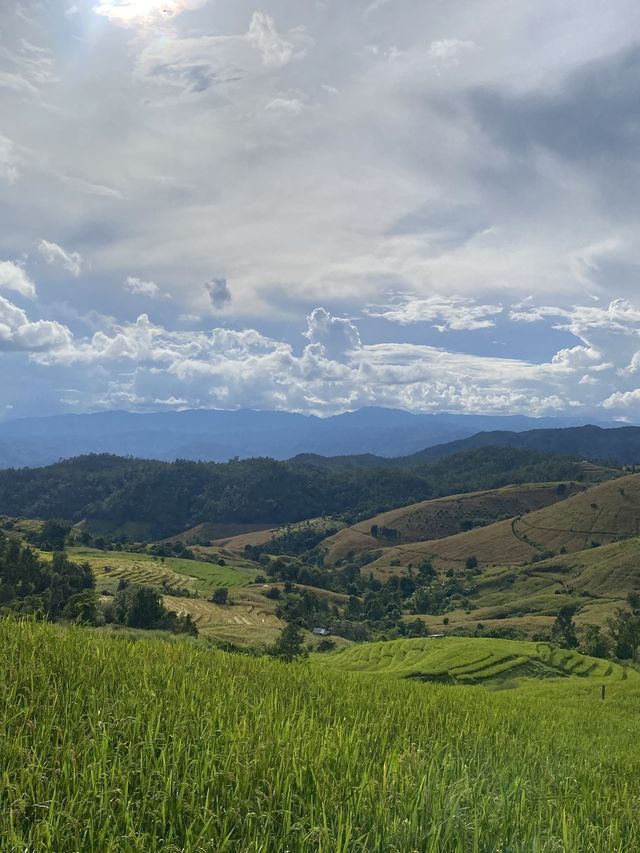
[399,424,640,466]
[366,472,640,574]
[317,636,627,684]
[321,481,587,565]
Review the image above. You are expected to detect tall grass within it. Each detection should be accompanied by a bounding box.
[0,620,639,851]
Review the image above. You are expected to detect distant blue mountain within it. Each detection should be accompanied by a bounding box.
[0,407,621,469]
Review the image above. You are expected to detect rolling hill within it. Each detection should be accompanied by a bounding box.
[365,472,640,575]
[321,481,588,565]
[399,424,640,466]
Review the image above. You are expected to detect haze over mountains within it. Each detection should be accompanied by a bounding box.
[0,408,626,470]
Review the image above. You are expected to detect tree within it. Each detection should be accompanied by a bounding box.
[580,624,611,659]
[551,605,578,648]
[35,519,71,552]
[112,584,165,629]
[607,609,640,660]
[62,591,100,625]
[270,623,308,662]
[211,587,229,605]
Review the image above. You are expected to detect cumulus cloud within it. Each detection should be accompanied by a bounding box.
[10,297,640,418]
[0,295,71,352]
[205,278,232,310]
[304,308,362,360]
[366,295,503,331]
[125,276,161,298]
[0,261,36,298]
[38,239,84,277]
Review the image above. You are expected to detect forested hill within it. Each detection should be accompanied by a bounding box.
[399,424,640,466]
[0,448,592,539]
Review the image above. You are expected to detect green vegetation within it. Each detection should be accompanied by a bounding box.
[0,531,94,619]
[316,635,625,684]
[0,620,639,851]
[0,447,592,539]
[67,547,258,595]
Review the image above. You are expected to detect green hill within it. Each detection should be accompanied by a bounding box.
[317,635,627,684]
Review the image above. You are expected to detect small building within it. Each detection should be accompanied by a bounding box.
[312,627,331,636]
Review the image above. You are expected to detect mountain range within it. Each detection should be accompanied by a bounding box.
[0,408,622,469]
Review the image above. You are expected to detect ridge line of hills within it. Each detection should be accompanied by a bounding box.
[0,407,632,469]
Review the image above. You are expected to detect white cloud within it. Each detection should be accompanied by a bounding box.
[94,0,207,27]
[0,295,71,352]
[428,38,476,70]
[125,276,161,298]
[38,239,84,277]
[265,95,305,114]
[246,12,295,68]
[0,133,18,184]
[366,295,503,331]
[304,307,362,360]
[0,72,38,95]
[0,261,36,298]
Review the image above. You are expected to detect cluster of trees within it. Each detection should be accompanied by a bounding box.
[551,600,640,661]
[104,583,198,636]
[0,448,588,540]
[0,531,94,620]
[0,529,197,636]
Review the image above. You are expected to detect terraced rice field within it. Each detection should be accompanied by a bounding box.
[318,636,625,684]
[163,592,285,645]
[67,547,258,594]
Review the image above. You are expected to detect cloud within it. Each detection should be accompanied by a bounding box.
[125,276,161,298]
[38,239,84,277]
[0,134,18,184]
[205,278,232,310]
[428,38,476,70]
[246,12,295,68]
[304,307,361,360]
[11,296,640,418]
[0,295,71,352]
[366,295,503,331]
[0,72,38,95]
[94,0,208,27]
[0,261,36,298]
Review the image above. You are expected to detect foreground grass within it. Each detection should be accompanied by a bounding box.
[1,622,639,851]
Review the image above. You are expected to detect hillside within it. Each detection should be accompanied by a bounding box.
[401,424,640,466]
[366,472,640,574]
[317,636,626,684]
[436,537,640,637]
[0,448,590,540]
[321,481,588,565]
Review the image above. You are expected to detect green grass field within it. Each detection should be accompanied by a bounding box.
[316,635,626,684]
[1,620,639,852]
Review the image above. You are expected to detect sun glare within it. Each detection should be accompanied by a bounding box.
[94,0,195,26]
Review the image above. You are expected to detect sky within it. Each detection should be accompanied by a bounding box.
[1,0,640,420]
